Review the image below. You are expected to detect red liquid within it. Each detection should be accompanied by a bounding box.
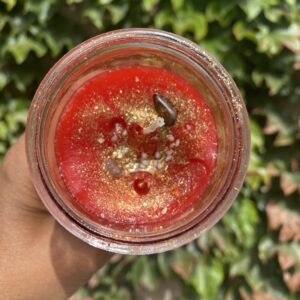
[55,66,217,227]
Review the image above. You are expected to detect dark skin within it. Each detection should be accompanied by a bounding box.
[0,135,113,300]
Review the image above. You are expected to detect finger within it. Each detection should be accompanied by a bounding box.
[0,134,47,212]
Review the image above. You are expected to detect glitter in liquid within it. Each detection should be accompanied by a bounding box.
[55,65,218,228]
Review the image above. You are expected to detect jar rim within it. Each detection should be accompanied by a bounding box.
[26,28,250,254]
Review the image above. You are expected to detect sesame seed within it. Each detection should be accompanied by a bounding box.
[97,137,105,144]
[166,134,175,142]
[175,139,180,147]
[105,158,122,178]
[155,151,161,159]
[143,117,165,134]
[157,162,164,169]
[162,207,168,215]
[165,155,172,162]
[122,147,129,154]
[115,123,123,133]
[166,149,173,156]
[141,160,149,166]
[122,130,128,136]
[111,135,118,142]
[186,124,192,130]
[157,117,165,127]
[141,153,148,159]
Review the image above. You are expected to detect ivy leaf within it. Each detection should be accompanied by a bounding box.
[66,0,84,3]
[130,256,159,291]
[188,257,224,299]
[98,0,114,4]
[157,253,171,277]
[251,119,264,152]
[230,254,251,277]
[83,5,104,29]
[173,11,208,41]
[0,13,10,30]
[154,10,173,28]
[255,24,300,56]
[239,0,263,20]
[263,7,284,22]
[258,236,277,262]
[262,106,295,146]
[23,0,56,24]
[2,34,47,64]
[40,31,62,57]
[106,4,128,25]
[232,21,255,41]
[169,249,196,280]
[0,121,7,140]
[142,0,159,12]
[205,1,237,26]
[223,198,259,248]
[0,71,9,90]
[0,0,16,11]
[171,0,184,11]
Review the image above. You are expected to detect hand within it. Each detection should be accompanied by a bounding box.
[0,135,112,300]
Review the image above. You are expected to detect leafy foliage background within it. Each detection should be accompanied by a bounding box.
[1,0,300,299]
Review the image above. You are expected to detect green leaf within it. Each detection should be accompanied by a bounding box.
[205,1,237,26]
[0,71,9,90]
[173,11,208,41]
[23,0,56,24]
[0,0,16,11]
[106,4,128,25]
[258,236,277,262]
[193,13,208,41]
[251,70,264,86]
[0,121,8,140]
[189,257,224,299]
[2,34,47,64]
[171,0,184,11]
[154,10,173,28]
[142,0,159,12]
[263,7,283,22]
[130,257,159,291]
[66,0,83,3]
[251,119,264,152]
[245,264,264,290]
[170,249,196,280]
[239,0,263,20]
[0,13,10,30]
[157,253,170,277]
[223,198,259,248]
[230,254,251,277]
[232,21,255,41]
[98,0,114,4]
[41,31,61,57]
[83,6,104,29]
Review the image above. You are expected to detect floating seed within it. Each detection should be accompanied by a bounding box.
[153,94,177,126]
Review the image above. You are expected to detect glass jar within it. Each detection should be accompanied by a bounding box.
[26,28,250,254]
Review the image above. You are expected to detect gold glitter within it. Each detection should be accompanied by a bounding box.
[57,68,218,226]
